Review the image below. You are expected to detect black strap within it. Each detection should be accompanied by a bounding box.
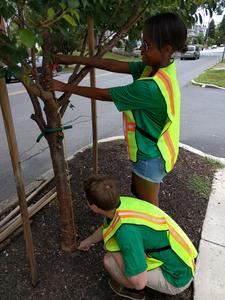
[145,245,171,256]
[135,125,158,143]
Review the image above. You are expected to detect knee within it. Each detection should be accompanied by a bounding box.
[103,252,112,271]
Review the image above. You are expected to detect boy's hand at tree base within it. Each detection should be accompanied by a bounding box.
[78,239,94,251]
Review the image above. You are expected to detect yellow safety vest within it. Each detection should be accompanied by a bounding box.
[103,197,198,274]
[123,62,180,172]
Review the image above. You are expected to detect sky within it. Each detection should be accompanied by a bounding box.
[197,8,225,26]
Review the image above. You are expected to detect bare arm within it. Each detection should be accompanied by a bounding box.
[50,79,112,102]
[78,227,103,251]
[110,252,147,290]
[128,271,148,290]
[55,54,131,74]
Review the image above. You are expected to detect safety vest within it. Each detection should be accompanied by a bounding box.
[123,62,180,172]
[103,197,198,275]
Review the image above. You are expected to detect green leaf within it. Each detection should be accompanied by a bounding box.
[82,0,88,8]
[9,65,23,79]
[0,4,16,20]
[47,7,55,19]
[36,35,44,46]
[63,14,77,26]
[60,2,67,10]
[0,67,6,79]
[69,8,80,21]
[19,29,36,48]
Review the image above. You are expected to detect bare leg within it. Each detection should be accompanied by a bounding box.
[104,252,133,288]
[131,172,160,206]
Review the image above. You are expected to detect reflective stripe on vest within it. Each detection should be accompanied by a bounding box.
[157,70,175,116]
[122,62,180,172]
[103,197,198,274]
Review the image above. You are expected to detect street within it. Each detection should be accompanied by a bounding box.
[0,48,224,202]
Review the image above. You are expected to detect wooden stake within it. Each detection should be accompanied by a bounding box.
[0,188,56,243]
[87,15,98,175]
[0,176,54,229]
[0,77,38,286]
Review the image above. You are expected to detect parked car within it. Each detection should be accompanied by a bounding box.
[1,57,63,83]
[132,47,141,56]
[180,45,200,60]
[0,63,22,83]
[111,47,125,54]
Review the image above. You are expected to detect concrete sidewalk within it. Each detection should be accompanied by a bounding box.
[194,166,225,300]
[180,144,225,300]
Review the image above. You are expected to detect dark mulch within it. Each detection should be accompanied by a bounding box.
[0,139,218,300]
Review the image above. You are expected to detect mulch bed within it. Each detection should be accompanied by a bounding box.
[0,139,218,300]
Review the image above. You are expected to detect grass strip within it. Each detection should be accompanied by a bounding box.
[194,59,225,88]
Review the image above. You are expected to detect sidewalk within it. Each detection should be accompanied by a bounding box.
[181,144,225,300]
[194,167,225,299]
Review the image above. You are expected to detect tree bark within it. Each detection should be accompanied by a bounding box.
[47,134,76,251]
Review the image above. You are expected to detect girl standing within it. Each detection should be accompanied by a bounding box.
[47,13,187,206]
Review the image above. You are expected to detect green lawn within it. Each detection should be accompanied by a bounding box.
[103,51,141,62]
[194,59,225,88]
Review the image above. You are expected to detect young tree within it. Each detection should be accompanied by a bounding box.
[0,0,221,252]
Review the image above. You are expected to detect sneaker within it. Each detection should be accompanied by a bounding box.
[108,278,146,300]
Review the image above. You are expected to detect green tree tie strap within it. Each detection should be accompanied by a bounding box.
[36,125,73,142]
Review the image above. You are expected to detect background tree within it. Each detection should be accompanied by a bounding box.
[196,32,205,44]
[215,14,225,45]
[0,0,223,252]
[219,14,225,34]
[208,19,216,38]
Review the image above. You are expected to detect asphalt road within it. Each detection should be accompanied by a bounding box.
[0,48,224,202]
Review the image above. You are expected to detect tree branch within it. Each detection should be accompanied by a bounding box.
[27,92,46,131]
[97,1,122,47]
[57,0,148,117]
[96,0,148,56]
[58,31,88,115]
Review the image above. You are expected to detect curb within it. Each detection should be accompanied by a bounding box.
[191,79,225,91]
[179,143,225,165]
[0,136,124,217]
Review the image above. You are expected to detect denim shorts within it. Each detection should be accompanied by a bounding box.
[132,155,167,183]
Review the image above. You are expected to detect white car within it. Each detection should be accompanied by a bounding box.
[180,45,200,60]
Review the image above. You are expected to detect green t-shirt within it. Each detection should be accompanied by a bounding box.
[114,224,193,288]
[109,61,167,160]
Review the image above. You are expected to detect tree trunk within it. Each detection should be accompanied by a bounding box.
[48,134,76,251]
